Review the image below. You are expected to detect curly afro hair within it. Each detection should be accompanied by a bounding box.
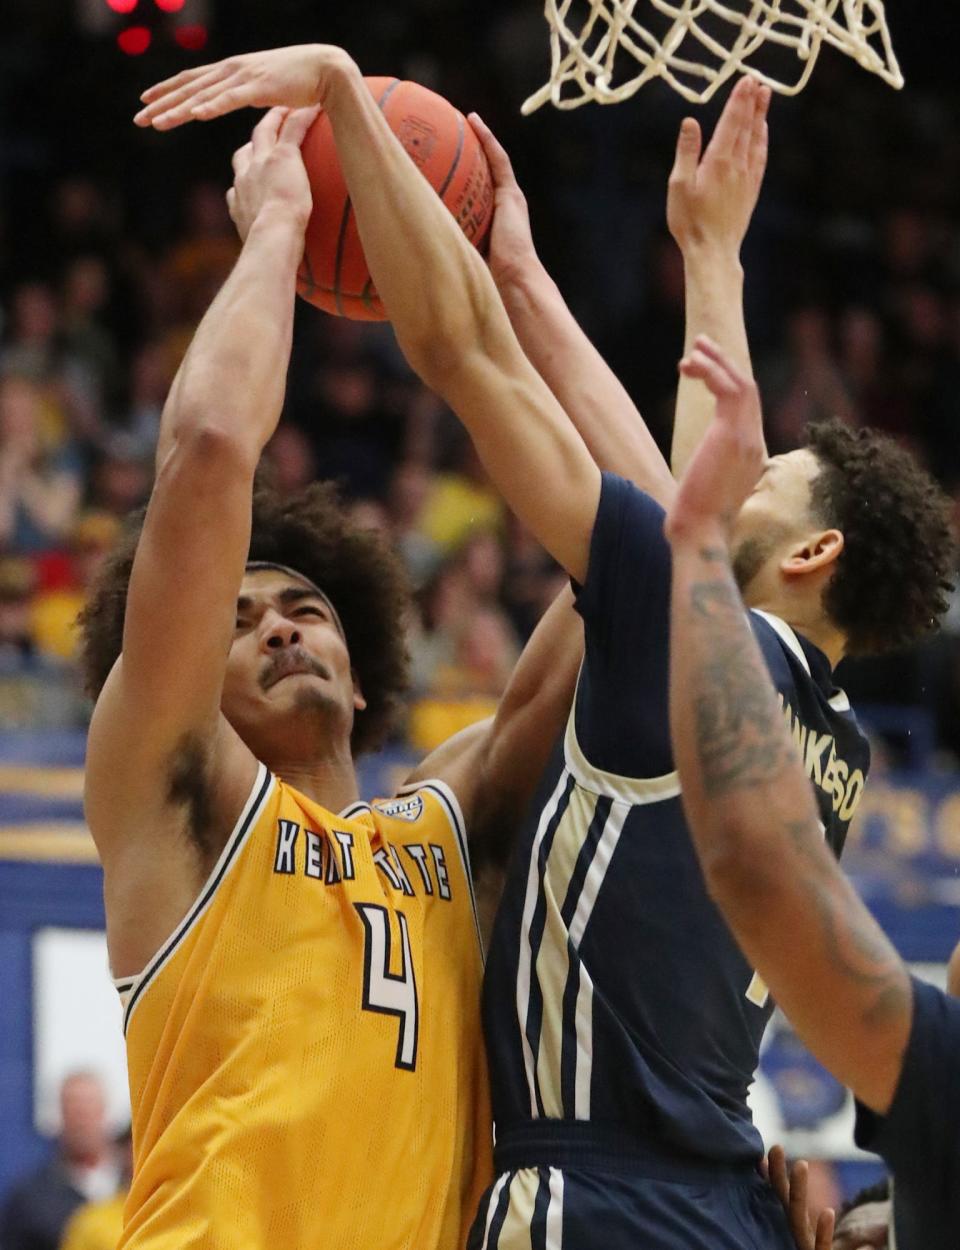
[805,419,957,657]
[77,480,412,756]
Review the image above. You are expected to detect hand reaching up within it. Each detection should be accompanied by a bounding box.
[667,75,770,257]
[665,334,765,546]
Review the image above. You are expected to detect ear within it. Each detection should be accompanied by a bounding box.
[351,668,367,713]
[780,528,844,578]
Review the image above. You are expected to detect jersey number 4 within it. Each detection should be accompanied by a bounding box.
[355,903,420,1071]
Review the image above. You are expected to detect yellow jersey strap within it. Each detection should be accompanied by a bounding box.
[394,778,482,955]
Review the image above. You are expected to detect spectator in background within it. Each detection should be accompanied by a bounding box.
[759,305,856,450]
[163,180,239,329]
[29,510,121,662]
[264,422,318,496]
[501,512,566,641]
[309,352,399,498]
[60,256,120,417]
[0,556,39,666]
[86,435,151,519]
[418,440,505,553]
[407,531,520,752]
[0,282,99,444]
[0,373,83,553]
[0,1072,120,1250]
[837,307,910,439]
[386,460,440,586]
[58,1129,132,1250]
[113,341,171,461]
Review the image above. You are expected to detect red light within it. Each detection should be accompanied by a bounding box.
[117,25,152,54]
[174,23,208,51]
[154,0,186,11]
[106,0,138,11]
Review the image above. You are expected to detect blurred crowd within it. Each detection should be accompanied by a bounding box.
[0,2,958,765]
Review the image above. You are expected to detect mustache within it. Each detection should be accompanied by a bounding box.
[259,647,331,691]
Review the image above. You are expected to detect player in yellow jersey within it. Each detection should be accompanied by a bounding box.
[77,108,503,1250]
[79,87,684,1248]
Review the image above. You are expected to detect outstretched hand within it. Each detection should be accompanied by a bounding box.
[664,334,765,544]
[134,44,355,130]
[667,75,770,256]
[227,106,319,242]
[467,113,539,290]
[765,1146,836,1250]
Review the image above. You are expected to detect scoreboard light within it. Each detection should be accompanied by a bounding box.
[174,24,209,51]
[116,24,152,54]
[77,0,211,52]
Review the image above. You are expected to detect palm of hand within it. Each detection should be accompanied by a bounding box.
[668,156,761,252]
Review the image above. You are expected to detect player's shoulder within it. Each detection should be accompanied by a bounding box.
[597,470,666,529]
[908,974,960,1062]
[370,778,467,845]
[748,608,801,683]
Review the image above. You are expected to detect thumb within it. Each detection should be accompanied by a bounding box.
[670,117,702,183]
[279,104,323,148]
[469,112,519,192]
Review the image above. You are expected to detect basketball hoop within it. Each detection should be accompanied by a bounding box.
[522,0,904,113]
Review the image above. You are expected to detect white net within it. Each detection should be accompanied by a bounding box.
[522,0,904,113]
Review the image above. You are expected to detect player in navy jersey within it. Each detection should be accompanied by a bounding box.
[666,333,959,1250]
[135,56,955,1250]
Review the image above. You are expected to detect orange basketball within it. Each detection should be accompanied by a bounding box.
[297,78,494,321]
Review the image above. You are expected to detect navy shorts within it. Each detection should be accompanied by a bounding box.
[468,1124,795,1250]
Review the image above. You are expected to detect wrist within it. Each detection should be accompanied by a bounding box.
[317,49,363,110]
[667,515,734,553]
[682,245,744,281]
[495,255,556,315]
[248,201,310,238]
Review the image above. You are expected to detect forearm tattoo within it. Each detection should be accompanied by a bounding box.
[684,551,909,1030]
[783,818,909,1024]
[688,566,792,798]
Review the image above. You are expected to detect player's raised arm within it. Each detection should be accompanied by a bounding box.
[664,334,912,1117]
[467,115,675,507]
[136,46,600,583]
[668,76,769,476]
[85,108,317,864]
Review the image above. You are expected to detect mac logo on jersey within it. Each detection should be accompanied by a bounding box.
[372,795,424,822]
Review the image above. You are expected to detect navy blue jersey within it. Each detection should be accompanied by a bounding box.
[483,473,871,1169]
[855,977,960,1250]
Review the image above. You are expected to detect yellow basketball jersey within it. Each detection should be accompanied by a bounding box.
[114,763,492,1250]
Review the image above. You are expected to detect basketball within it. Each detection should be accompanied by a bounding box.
[297,77,494,320]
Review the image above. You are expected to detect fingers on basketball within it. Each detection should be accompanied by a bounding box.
[468,114,516,190]
[280,107,323,147]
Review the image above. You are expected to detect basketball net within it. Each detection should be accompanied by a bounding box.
[522,0,904,113]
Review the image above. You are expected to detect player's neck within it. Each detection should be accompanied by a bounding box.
[749,593,845,669]
[274,752,361,815]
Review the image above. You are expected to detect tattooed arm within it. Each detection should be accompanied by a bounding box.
[665,336,912,1117]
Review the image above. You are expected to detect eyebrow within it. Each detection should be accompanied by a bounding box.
[236,588,327,612]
